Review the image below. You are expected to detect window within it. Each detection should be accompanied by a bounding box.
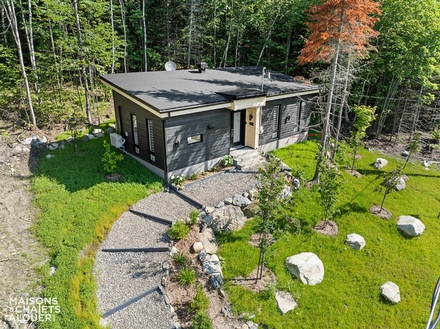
[271,105,281,138]
[187,134,203,144]
[147,119,155,162]
[291,102,300,133]
[131,114,140,154]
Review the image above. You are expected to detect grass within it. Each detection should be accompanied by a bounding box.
[31,134,163,329]
[218,140,440,329]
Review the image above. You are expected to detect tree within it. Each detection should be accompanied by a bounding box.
[318,161,343,221]
[298,0,381,181]
[349,105,376,170]
[376,166,403,212]
[403,132,421,170]
[254,157,299,280]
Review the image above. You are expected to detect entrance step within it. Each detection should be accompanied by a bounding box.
[230,147,265,171]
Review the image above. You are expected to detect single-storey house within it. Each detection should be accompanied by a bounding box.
[100,66,319,181]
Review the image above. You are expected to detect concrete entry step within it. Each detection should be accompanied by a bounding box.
[230,147,265,170]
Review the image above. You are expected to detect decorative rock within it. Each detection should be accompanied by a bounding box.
[401,150,409,157]
[248,189,258,201]
[275,290,298,315]
[380,281,400,304]
[292,178,300,189]
[205,206,215,214]
[49,266,57,276]
[106,127,115,134]
[93,128,103,135]
[210,273,223,289]
[243,202,259,218]
[210,205,246,233]
[232,194,252,208]
[203,215,213,226]
[373,158,388,169]
[397,215,425,237]
[345,233,366,250]
[198,227,218,254]
[280,185,292,199]
[172,322,182,329]
[246,321,258,329]
[199,250,207,262]
[48,143,59,150]
[46,154,54,159]
[401,174,410,181]
[224,197,233,205]
[285,252,324,285]
[170,246,178,257]
[216,201,225,208]
[394,177,406,191]
[86,134,95,139]
[192,241,204,253]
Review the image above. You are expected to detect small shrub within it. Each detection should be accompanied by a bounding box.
[210,165,220,172]
[177,267,196,286]
[221,155,234,167]
[167,221,190,240]
[431,126,440,144]
[170,174,185,189]
[102,140,124,174]
[188,173,199,180]
[173,251,188,266]
[189,284,210,313]
[192,310,213,329]
[189,208,199,225]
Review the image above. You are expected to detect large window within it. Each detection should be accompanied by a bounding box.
[271,105,281,138]
[147,119,155,162]
[131,114,140,154]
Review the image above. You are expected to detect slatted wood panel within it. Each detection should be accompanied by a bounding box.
[165,109,231,171]
[113,92,165,170]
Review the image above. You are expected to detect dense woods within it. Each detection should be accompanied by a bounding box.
[1,0,439,139]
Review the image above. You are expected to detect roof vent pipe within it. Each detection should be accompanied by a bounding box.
[197,62,207,73]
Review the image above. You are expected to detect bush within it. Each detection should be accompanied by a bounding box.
[221,155,234,167]
[173,251,188,266]
[431,126,440,144]
[167,221,190,240]
[189,208,199,225]
[189,284,210,313]
[102,140,124,174]
[177,267,196,286]
[188,173,199,180]
[171,174,185,189]
[192,311,213,329]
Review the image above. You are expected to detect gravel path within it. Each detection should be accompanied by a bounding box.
[95,170,259,329]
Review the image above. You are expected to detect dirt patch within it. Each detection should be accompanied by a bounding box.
[369,204,393,220]
[233,266,277,294]
[247,233,274,248]
[346,169,362,178]
[313,220,339,237]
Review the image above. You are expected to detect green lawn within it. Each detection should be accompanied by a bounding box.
[219,140,440,329]
[31,134,163,329]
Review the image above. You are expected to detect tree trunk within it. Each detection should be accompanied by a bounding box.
[110,0,115,74]
[142,0,147,71]
[187,0,194,69]
[119,0,127,73]
[213,0,217,66]
[256,7,281,66]
[221,0,233,68]
[1,0,36,126]
[284,26,292,74]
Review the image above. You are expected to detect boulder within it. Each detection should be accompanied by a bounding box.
[210,205,246,233]
[224,197,233,205]
[48,143,59,150]
[232,194,252,208]
[202,215,213,226]
[380,281,400,304]
[373,158,388,169]
[275,290,298,315]
[285,252,324,285]
[243,202,259,218]
[394,177,406,191]
[106,127,115,134]
[216,201,225,208]
[170,246,178,257]
[205,206,215,214]
[198,227,218,254]
[397,215,425,237]
[345,233,366,250]
[248,189,258,201]
[401,150,409,157]
[280,185,292,199]
[191,241,204,253]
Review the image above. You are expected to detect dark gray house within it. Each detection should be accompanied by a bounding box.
[100,66,319,181]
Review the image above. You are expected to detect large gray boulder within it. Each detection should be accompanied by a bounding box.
[198,227,218,254]
[275,290,298,315]
[210,205,246,233]
[285,252,324,285]
[345,233,366,250]
[397,215,425,237]
[232,194,252,208]
[373,158,388,169]
[380,281,400,304]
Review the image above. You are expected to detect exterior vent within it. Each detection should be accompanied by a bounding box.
[197,62,207,73]
[110,133,125,148]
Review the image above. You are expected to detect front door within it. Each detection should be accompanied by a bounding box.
[231,110,246,147]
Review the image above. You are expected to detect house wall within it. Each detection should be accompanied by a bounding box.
[164,109,231,173]
[113,91,165,171]
[258,96,312,152]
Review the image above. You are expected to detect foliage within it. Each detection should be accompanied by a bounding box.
[221,155,234,167]
[404,132,422,169]
[219,140,440,329]
[173,251,189,266]
[189,208,199,226]
[318,162,344,221]
[189,284,210,313]
[168,221,190,240]
[170,174,185,189]
[431,127,440,144]
[102,140,124,174]
[192,310,213,329]
[375,166,404,211]
[177,267,197,286]
[31,137,163,329]
[188,173,199,180]
[349,105,377,170]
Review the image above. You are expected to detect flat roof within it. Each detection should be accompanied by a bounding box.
[100,66,319,112]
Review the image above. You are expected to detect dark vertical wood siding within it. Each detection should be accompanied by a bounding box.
[165,109,231,171]
[113,92,165,170]
[259,96,312,145]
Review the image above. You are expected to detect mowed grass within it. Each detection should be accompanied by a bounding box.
[31,135,163,329]
[219,140,440,329]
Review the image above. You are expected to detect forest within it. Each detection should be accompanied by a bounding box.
[1,0,440,139]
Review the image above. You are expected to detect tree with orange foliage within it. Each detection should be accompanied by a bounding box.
[298,0,381,181]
